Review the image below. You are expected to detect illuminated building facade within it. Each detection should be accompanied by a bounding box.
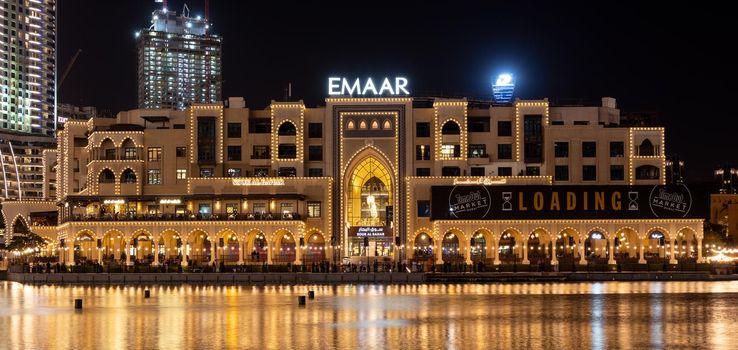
[3,94,707,267]
[0,0,56,136]
[136,8,222,110]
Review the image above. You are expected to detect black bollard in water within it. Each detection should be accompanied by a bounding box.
[298,295,306,305]
[308,290,315,299]
[74,299,83,309]
[144,290,151,298]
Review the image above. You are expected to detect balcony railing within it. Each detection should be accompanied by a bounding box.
[64,212,303,223]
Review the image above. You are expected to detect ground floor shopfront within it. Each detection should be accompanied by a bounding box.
[36,218,706,269]
[409,219,706,266]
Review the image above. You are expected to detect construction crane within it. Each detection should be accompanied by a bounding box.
[58,49,82,89]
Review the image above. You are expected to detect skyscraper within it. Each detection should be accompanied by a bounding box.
[0,0,56,200]
[0,0,57,136]
[136,6,222,110]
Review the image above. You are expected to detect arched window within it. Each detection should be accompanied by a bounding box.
[100,138,116,160]
[359,120,367,129]
[639,139,655,156]
[441,120,460,135]
[121,169,137,183]
[371,119,379,129]
[121,138,137,160]
[278,122,296,136]
[99,169,115,183]
[347,120,355,130]
[383,119,392,129]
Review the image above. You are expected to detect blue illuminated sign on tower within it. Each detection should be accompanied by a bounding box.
[492,73,515,103]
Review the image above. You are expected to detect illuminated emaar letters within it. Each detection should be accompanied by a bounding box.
[328,77,410,96]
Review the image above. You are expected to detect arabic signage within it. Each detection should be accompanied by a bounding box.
[431,185,703,220]
[232,178,286,186]
[348,226,393,237]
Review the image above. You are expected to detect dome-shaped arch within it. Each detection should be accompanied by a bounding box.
[120,168,137,183]
[10,214,31,235]
[98,168,115,183]
[639,138,655,156]
[359,120,367,129]
[370,119,380,129]
[304,229,327,264]
[277,120,297,136]
[383,119,392,130]
[441,119,461,135]
[99,138,117,160]
[347,119,355,130]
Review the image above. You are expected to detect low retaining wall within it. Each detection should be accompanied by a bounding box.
[8,271,734,285]
[7,272,426,284]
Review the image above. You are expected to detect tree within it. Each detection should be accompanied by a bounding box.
[4,232,47,253]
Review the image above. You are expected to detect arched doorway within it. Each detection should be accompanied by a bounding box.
[645,230,668,262]
[73,231,96,264]
[441,230,463,262]
[246,230,268,263]
[527,229,551,265]
[132,231,153,264]
[345,154,394,261]
[159,229,182,264]
[413,232,434,260]
[102,230,124,263]
[613,228,639,263]
[675,228,698,261]
[499,229,520,263]
[273,230,296,263]
[470,230,492,263]
[221,231,240,264]
[304,231,326,263]
[585,230,608,263]
[186,230,211,265]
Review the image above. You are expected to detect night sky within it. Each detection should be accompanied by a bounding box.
[58,1,737,181]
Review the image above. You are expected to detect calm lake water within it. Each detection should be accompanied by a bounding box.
[1,281,737,349]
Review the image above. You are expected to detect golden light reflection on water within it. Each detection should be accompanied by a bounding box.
[2,281,738,349]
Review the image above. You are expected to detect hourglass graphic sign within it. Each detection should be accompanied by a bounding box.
[628,191,639,211]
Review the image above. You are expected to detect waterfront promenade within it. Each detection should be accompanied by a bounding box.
[7,271,738,284]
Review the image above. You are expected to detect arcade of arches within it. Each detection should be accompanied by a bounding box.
[411,221,705,265]
[59,225,330,267]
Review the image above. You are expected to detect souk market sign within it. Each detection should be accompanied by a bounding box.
[328,77,410,96]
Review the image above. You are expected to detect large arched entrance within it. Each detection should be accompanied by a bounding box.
[246,229,268,263]
[131,231,153,264]
[499,229,521,263]
[102,230,124,263]
[159,229,182,263]
[471,229,493,263]
[585,230,609,263]
[273,229,296,263]
[186,230,212,265]
[304,231,326,263]
[413,232,434,261]
[73,231,97,264]
[441,230,463,262]
[220,230,240,264]
[345,154,395,261]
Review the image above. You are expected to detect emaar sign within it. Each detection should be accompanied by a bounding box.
[328,77,410,96]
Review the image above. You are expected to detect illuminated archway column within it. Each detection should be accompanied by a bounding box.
[210,237,217,266]
[608,237,616,265]
[267,239,273,264]
[522,242,530,265]
[550,240,558,266]
[152,243,160,266]
[181,239,189,267]
[434,238,443,265]
[492,239,501,265]
[125,241,133,266]
[295,241,303,265]
[97,243,104,264]
[66,245,75,266]
[464,241,472,265]
[669,239,677,265]
[638,239,646,264]
[578,239,586,265]
[697,237,705,263]
[238,241,245,265]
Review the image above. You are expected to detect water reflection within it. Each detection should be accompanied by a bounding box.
[1,281,738,349]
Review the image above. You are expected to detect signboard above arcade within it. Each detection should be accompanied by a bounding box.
[430,184,705,220]
[328,77,410,96]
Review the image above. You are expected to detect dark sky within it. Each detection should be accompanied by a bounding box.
[58,1,737,181]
